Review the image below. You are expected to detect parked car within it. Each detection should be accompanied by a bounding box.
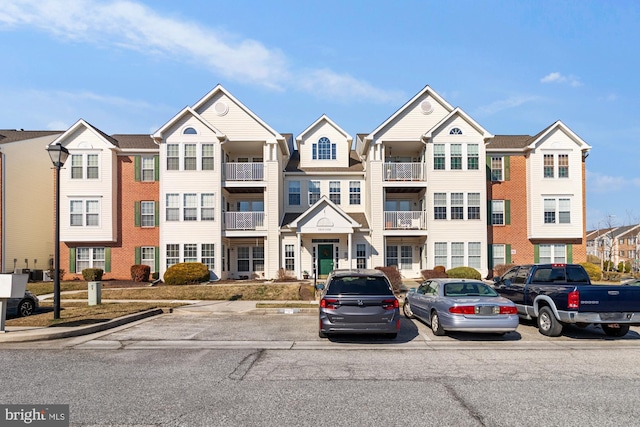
[493,264,640,337]
[316,269,400,339]
[7,290,39,317]
[403,278,519,336]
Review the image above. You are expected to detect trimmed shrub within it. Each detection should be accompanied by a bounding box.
[163,262,210,286]
[82,268,103,281]
[603,260,616,271]
[276,268,295,281]
[602,271,622,282]
[446,266,482,280]
[421,269,448,280]
[131,264,151,282]
[579,262,602,281]
[48,269,65,282]
[375,266,402,293]
[586,254,601,265]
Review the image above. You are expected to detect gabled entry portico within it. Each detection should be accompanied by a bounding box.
[285,197,365,279]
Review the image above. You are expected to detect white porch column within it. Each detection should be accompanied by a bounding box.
[296,233,302,279]
[348,233,353,269]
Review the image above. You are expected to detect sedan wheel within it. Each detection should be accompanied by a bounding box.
[430,311,445,336]
[403,300,415,319]
[18,299,35,317]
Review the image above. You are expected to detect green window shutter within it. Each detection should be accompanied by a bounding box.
[105,247,111,273]
[69,248,76,273]
[486,155,491,181]
[506,244,512,264]
[135,247,141,265]
[505,200,511,225]
[134,156,141,182]
[534,244,540,263]
[155,247,160,272]
[155,201,160,227]
[488,245,494,269]
[154,155,160,181]
[487,201,492,225]
[567,244,573,263]
[134,201,141,227]
[504,156,511,181]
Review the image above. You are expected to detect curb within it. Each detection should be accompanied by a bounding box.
[0,308,164,343]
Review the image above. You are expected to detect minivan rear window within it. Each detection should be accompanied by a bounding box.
[326,276,393,295]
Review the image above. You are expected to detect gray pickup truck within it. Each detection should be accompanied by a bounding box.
[493,263,640,337]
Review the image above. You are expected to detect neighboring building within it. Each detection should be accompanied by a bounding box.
[587,224,640,271]
[0,129,63,276]
[37,84,590,280]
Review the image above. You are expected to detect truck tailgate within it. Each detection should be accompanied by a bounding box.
[578,285,640,313]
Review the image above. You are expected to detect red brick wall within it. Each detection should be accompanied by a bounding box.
[61,155,159,280]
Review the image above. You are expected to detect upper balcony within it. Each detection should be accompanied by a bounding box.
[384,211,426,230]
[383,162,425,183]
[224,212,265,230]
[224,162,264,182]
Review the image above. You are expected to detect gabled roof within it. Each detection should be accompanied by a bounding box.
[286,196,362,229]
[486,135,534,150]
[50,119,120,149]
[423,107,493,141]
[295,114,352,145]
[0,130,63,144]
[191,84,289,156]
[111,134,158,150]
[284,150,363,173]
[151,106,226,143]
[281,211,368,229]
[526,120,591,152]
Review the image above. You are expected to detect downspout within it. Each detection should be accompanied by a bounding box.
[1,150,4,273]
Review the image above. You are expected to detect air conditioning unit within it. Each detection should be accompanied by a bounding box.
[42,270,53,282]
[14,268,30,275]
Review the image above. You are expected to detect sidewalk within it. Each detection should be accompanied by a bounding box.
[0,300,319,343]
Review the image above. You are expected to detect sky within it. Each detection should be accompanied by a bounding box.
[1,0,639,229]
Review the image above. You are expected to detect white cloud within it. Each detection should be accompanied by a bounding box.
[540,72,582,87]
[475,95,541,116]
[587,170,640,193]
[0,0,401,103]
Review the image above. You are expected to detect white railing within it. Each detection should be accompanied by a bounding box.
[384,211,425,230]
[383,162,424,181]
[224,163,264,181]
[224,212,265,230]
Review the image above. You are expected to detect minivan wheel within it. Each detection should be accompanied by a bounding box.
[18,299,35,317]
[430,311,445,336]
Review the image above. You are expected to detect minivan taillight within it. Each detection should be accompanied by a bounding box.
[320,298,339,309]
[382,299,399,310]
[568,289,580,309]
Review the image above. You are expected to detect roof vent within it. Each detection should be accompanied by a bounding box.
[214,101,229,116]
[420,100,433,115]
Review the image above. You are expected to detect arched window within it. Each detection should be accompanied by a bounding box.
[313,137,336,160]
[183,127,197,135]
[449,127,463,135]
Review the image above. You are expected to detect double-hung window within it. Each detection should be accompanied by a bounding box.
[356,244,366,269]
[492,200,505,225]
[140,201,155,227]
[202,144,214,170]
[71,155,83,179]
[284,244,295,271]
[434,144,445,170]
[558,154,569,177]
[544,154,554,178]
[201,193,215,221]
[544,198,571,224]
[201,244,215,270]
[141,156,155,181]
[183,194,197,221]
[183,244,197,262]
[76,247,105,272]
[70,200,99,226]
[184,144,197,170]
[434,193,447,220]
[544,199,556,224]
[70,154,99,179]
[450,144,462,170]
[451,242,464,268]
[87,154,99,179]
[309,181,320,205]
[539,244,566,263]
[166,194,180,221]
[141,247,155,271]
[434,242,448,268]
[166,244,180,267]
[491,157,503,181]
[349,181,361,205]
[167,144,179,170]
[467,193,480,220]
[468,242,481,268]
[329,181,340,204]
[288,181,301,205]
[467,144,479,170]
[451,193,464,219]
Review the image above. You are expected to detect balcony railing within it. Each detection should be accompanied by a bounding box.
[383,162,424,181]
[225,212,264,230]
[384,211,426,230]
[224,163,264,181]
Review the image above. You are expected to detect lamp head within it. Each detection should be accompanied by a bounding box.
[47,143,70,167]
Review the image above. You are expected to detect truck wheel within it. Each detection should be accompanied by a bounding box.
[430,311,445,336]
[602,324,630,337]
[538,306,563,337]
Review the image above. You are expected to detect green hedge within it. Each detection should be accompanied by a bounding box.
[446,266,482,280]
[579,262,602,281]
[82,268,103,281]
[163,262,210,285]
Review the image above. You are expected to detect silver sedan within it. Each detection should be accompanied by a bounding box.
[403,278,518,335]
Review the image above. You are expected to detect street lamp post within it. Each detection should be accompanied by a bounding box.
[46,143,69,320]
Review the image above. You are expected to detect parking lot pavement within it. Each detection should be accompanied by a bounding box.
[69,311,640,351]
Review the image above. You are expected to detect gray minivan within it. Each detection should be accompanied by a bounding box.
[317,269,400,339]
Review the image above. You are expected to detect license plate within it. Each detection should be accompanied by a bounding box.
[600,313,626,321]
[475,305,498,315]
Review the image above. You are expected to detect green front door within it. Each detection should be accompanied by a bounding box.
[318,244,334,277]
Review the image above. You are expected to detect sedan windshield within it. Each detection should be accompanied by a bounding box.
[444,282,498,297]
